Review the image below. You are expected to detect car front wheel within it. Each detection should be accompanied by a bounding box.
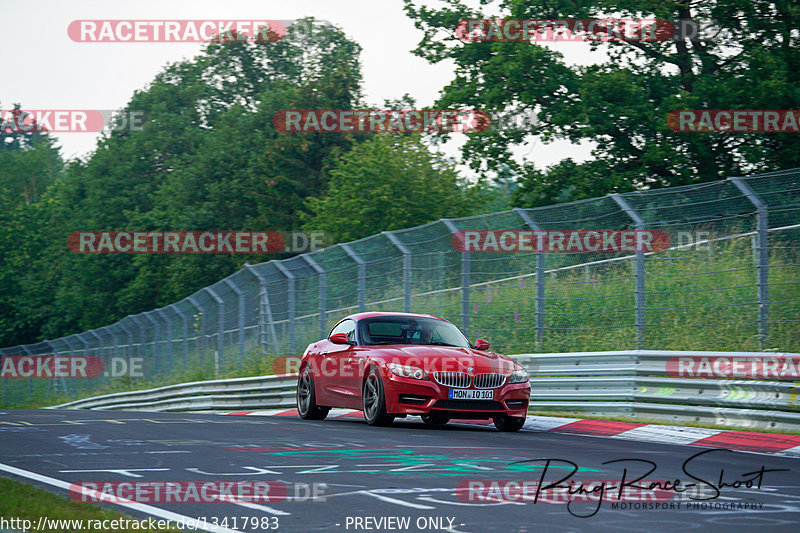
[363,368,394,426]
[493,415,525,432]
[297,369,329,420]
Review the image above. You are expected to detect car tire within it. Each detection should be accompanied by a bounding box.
[421,413,450,426]
[297,368,330,420]
[493,415,525,432]
[363,368,394,426]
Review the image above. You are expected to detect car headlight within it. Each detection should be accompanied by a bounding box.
[386,363,429,380]
[509,367,529,383]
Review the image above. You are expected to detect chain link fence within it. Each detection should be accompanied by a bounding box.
[2,168,799,405]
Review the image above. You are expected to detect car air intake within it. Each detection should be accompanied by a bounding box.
[474,373,506,388]
[505,399,527,409]
[399,395,430,405]
[433,371,472,388]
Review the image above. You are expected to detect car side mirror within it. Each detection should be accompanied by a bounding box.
[474,338,490,350]
[329,333,352,345]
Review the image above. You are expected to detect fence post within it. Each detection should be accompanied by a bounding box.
[15,345,34,399]
[77,333,93,396]
[44,341,58,397]
[383,231,412,313]
[301,254,327,340]
[244,265,280,355]
[169,305,190,371]
[205,287,226,368]
[87,329,102,356]
[730,177,770,347]
[143,312,159,374]
[130,314,148,360]
[62,336,81,396]
[222,279,246,364]
[514,208,546,347]
[611,194,647,349]
[103,327,118,385]
[340,244,366,312]
[118,322,133,361]
[116,323,132,392]
[273,261,296,354]
[104,326,117,371]
[87,329,103,387]
[442,219,470,338]
[154,308,173,372]
[187,296,205,365]
[62,336,75,357]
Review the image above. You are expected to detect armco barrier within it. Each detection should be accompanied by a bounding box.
[48,374,298,412]
[522,350,800,431]
[49,350,800,431]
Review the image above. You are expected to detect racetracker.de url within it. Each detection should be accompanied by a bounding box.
[0,516,279,531]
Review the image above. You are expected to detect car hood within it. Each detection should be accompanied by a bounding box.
[366,345,518,374]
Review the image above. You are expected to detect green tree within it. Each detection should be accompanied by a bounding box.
[0,127,62,346]
[303,134,474,242]
[0,103,62,205]
[5,19,366,344]
[403,0,800,206]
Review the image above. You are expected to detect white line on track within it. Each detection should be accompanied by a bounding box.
[358,490,436,509]
[215,497,291,516]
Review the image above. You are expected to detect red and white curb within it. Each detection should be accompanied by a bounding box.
[224,409,800,458]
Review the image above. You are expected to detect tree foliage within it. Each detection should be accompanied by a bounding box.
[403,0,800,206]
[303,134,475,242]
[0,21,367,346]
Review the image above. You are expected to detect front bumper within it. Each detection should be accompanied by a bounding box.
[380,366,530,419]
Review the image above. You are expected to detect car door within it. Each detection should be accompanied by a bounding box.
[340,322,370,402]
[318,319,359,407]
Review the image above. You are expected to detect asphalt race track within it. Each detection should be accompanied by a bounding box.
[0,409,798,533]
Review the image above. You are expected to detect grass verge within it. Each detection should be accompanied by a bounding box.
[0,476,180,532]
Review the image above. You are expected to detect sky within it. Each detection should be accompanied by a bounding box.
[0,0,600,174]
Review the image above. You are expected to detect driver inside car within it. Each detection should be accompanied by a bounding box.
[419,327,434,344]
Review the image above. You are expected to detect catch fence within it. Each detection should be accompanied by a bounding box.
[2,168,799,405]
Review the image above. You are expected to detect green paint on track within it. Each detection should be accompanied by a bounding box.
[259,448,605,476]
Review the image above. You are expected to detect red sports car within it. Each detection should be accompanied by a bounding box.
[296,312,530,431]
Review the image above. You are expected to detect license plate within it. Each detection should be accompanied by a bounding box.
[448,389,494,400]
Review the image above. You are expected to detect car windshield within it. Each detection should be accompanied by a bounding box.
[358,316,471,348]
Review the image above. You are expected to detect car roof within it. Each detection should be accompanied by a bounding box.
[344,312,447,322]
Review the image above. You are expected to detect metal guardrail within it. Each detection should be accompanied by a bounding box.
[48,374,298,412]
[518,350,800,431]
[49,350,800,431]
